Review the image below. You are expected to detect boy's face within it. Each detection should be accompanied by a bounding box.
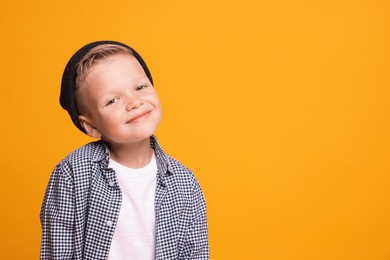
[78,54,162,145]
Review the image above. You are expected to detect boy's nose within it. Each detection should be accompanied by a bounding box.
[125,98,143,111]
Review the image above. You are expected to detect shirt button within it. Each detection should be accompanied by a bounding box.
[108,181,115,187]
[106,220,113,227]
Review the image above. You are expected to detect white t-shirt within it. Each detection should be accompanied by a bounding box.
[108,153,157,260]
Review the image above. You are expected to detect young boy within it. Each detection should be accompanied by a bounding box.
[40,41,209,260]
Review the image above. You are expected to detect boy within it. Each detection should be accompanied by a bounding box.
[40,41,209,260]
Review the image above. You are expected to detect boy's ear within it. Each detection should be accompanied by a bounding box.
[78,115,102,138]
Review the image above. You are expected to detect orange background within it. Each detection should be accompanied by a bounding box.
[1,0,390,259]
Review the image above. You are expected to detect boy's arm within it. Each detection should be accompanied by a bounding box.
[40,163,74,260]
[186,180,209,259]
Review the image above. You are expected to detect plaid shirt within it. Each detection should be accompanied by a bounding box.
[40,136,209,260]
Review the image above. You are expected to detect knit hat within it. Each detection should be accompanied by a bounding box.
[60,40,153,133]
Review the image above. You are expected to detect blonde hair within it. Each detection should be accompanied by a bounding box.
[74,44,133,114]
[75,44,133,91]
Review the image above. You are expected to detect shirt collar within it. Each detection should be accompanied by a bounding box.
[150,135,170,176]
[91,135,171,176]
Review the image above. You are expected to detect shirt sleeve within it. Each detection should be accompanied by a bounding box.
[186,180,210,259]
[40,162,75,260]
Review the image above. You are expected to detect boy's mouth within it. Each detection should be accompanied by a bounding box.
[126,110,152,124]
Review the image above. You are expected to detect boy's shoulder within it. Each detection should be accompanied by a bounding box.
[59,140,107,166]
[163,154,201,188]
[152,136,198,185]
[165,154,192,175]
[48,141,107,184]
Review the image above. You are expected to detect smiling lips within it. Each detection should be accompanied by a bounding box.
[126,110,152,124]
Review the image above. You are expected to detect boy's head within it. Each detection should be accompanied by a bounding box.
[60,41,161,144]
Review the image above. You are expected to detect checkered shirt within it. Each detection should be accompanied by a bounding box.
[40,136,209,259]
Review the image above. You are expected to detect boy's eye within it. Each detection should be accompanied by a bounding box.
[106,98,119,106]
[135,85,147,91]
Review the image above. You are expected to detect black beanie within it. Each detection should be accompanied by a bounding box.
[60,40,153,133]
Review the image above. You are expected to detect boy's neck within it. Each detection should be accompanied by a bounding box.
[107,138,154,169]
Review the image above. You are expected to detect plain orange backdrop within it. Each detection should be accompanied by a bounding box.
[1,0,389,259]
